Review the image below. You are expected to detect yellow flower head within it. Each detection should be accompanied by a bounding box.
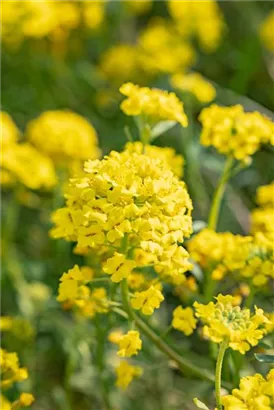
[117,330,142,357]
[222,369,274,410]
[256,182,274,208]
[199,104,274,161]
[125,1,152,15]
[1,143,57,190]
[115,360,143,390]
[124,141,184,178]
[260,11,274,52]
[18,393,35,407]
[108,329,123,344]
[82,1,105,30]
[120,83,188,127]
[131,285,164,315]
[0,349,28,389]
[171,72,216,103]
[138,18,195,74]
[194,294,270,353]
[168,0,225,52]
[1,112,20,148]
[251,183,274,244]
[172,306,197,335]
[26,110,101,163]
[51,151,193,285]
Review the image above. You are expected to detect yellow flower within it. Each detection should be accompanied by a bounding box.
[194,294,270,354]
[51,151,193,285]
[82,1,105,30]
[199,104,274,161]
[120,82,188,127]
[108,329,123,344]
[26,110,101,163]
[18,393,35,407]
[138,18,195,75]
[125,1,152,15]
[115,360,143,390]
[124,141,184,178]
[171,72,216,103]
[127,272,146,290]
[260,11,274,52]
[256,183,274,208]
[1,395,11,410]
[103,253,136,283]
[1,143,57,190]
[251,183,274,244]
[131,285,164,315]
[168,0,225,52]
[117,330,142,357]
[0,349,28,389]
[1,112,20,147]
[172,306,197,335]
[222,369,274,410]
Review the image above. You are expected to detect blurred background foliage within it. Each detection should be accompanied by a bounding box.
[1,1,274,409]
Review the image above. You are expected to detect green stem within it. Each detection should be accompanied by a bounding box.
[215,340,228,410]
[120,279,215,383]
[208,156,234,231]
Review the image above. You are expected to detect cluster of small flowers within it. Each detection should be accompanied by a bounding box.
[222,369,274,410]
[168,0,225,53]
[1,1,106,48]
[1,112,56,190]
[120,82,188,127]
[251,182,274,244]
[188,228,274,287]
[199,104,274,161]
[1,348,34,409]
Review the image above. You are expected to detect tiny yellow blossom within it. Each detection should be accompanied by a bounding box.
[222,369,274,410]
[103,253,136,283]
[1,349,28,389]
[18,393,35,407]
[1,111,20,147]
[171,72,216,103]
[131,285,164,315]
[26,110,101,163]
[120,83,188,127]
[256,182,274,208]
[108,330,123,344]
[82,1,105,30]
[260,11,274,52]
[199,104,274,161]
[124,141,184,178]
[172,306,197,335]
[194,294,270,354]
[115,360,143,390]
[117,330,142,357]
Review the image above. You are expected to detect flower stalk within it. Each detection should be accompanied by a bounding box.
[215,339,229,410]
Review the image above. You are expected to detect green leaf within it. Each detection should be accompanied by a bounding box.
[255,353,274,363]
[193,398,210,410]
[150,120,177,140]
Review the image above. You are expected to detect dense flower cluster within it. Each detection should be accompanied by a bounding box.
[26,110,101,164]
[1,348,34,408]
[172,306,197,335]
[1,1,105,47]
[199,104,274,160]
[120,83,188,127]
[251,183,274,244]
[194,294,270,353]
[168,0,225,52]
[57,265,109,318]
[137,19,195,75]
[170,72,216,103]
[124,141,184,178]
[115,361,143,390]
[188,229,274,287]
[51,151,193,285]
[260,11,274,52]
[222,369,274,410]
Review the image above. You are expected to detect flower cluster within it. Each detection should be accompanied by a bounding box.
[1,348,34,408]
[57,265,109,318]
[124,141,184,178]
[115,361,143,390]
[260,11,274,52]
[168,0,225,52]
[222,369,274,410]
[170,72,216,103]
[172,306,197,335]
[120,83,188,127]
[26,110,101,164]
[251,183,274,244]
[199,104,274,161]
[137,18,195,75]
[51,151,193,285]
[194,294,270,353]
[188,229,274,287]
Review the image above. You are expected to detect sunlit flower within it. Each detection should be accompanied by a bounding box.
[131,285,164,315]
[117,330,142,357]
[172,306,197,335]
[1,111,20,147]
[82,1,105,30]
[115,360,143,390]
[171,72,216,103]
